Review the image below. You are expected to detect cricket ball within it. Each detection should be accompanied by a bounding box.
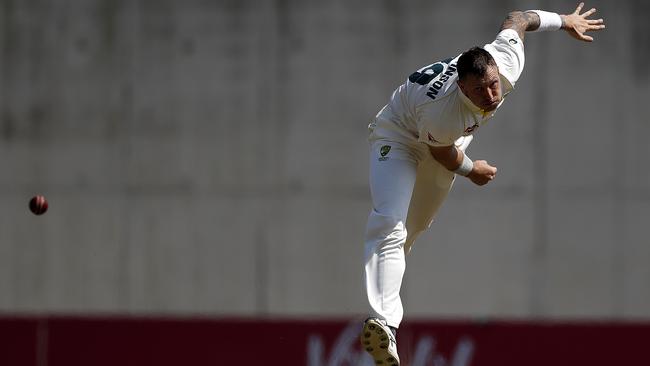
[29,195,48,215]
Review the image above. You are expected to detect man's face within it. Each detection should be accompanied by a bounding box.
[457,65,502,112]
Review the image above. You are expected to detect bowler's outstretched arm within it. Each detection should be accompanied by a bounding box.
[501,2,605,42]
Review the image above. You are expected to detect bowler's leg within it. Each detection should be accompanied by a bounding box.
[363,140,417,329]
[404,156,455,255]
[404,137,471,255]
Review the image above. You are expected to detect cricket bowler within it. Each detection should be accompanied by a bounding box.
[361,3,606,365]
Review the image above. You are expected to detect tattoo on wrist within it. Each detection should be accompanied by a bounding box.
[523,11,541,31]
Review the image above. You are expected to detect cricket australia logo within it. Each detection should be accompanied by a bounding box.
[379,145,391,161]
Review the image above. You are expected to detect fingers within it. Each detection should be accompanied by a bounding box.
[588,18,606,31]
[587,18,604,25]
[582,7,597,18]
[574,27,594,42]
[486,166,497,180]
[583,18,606,35]
[580,34,594,42]
[588,23,606,31]
[566,4,604,41]
[574,2,584,14]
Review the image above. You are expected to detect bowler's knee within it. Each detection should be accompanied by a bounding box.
[365,210,407,247]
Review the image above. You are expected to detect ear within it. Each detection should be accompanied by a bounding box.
[457,78,467,94]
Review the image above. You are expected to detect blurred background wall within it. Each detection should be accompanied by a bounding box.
[0,0,648,320]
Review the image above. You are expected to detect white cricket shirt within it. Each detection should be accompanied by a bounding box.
[372,29,525,147]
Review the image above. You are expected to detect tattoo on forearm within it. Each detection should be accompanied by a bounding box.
[500,11,541,41]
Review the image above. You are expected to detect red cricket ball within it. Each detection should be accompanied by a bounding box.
[29,195,48,215]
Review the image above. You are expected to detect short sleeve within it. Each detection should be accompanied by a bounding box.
[484,29,525,89]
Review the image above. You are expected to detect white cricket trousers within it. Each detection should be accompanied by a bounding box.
[363,133,471,328]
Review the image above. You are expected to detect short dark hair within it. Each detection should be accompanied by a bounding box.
[457,47,497,80]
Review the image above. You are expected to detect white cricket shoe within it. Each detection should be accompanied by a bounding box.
[360,318,400,366]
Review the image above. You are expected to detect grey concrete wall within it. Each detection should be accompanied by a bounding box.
[0,0,648,319]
